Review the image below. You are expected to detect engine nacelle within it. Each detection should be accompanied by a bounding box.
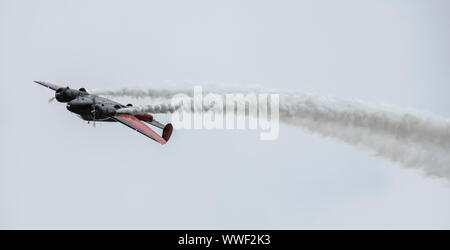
[55,87,82,103]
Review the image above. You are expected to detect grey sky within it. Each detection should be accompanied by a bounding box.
[1,0,450,229]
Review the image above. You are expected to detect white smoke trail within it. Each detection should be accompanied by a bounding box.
[98,87,450,179]
[92,85,269,98]
[282,116,450,179]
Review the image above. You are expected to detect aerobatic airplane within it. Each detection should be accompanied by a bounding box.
[35,81,173,144]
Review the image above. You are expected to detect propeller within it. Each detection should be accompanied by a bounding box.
[48,96,56,103]
[91,96,96,128]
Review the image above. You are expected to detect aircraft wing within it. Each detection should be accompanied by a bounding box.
[111,114,167,144]
[34,81,63,91]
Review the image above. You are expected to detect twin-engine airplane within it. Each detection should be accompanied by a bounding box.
[35,81,173,144]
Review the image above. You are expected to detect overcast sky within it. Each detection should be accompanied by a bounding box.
[1,0,450,229]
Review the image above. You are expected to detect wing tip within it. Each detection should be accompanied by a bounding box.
[34,80,48,87]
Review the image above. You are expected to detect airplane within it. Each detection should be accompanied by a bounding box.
[34,81,173,144]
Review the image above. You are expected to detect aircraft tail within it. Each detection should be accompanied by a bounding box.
[135,115,173,143]
[162,123,173,142]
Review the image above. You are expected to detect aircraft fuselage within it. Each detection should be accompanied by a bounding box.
[66,95,120,121]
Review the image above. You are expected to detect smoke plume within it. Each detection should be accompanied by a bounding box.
[94,87,450,179]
